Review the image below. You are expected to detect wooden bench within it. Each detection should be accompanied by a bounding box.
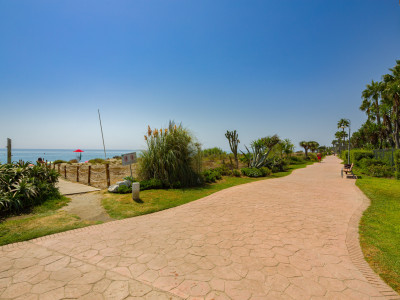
[341,163,355,178]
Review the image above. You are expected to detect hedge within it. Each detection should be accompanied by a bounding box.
[395,150,400,180]
[341,150,374,166]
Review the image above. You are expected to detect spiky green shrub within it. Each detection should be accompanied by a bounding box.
[138,122,202,188]
[241,135,281,168]
[0,162,60,216]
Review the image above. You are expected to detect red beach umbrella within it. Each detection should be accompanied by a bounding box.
[73,149,84,161]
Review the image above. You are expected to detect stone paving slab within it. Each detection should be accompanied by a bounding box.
[57,178,100,195]
[1,156,399,299]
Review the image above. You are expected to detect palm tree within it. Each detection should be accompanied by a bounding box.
[299,141,310,157]
[361,80,383,125]
[308,141,319,153]
[382,61,400,149]
[337,119,350,152]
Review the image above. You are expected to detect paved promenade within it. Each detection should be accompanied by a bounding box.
[1,156,399,299]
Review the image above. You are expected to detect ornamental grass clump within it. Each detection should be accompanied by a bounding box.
[0,162,60,216]
[138,122,202,188]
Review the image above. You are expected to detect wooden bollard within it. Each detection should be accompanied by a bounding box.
[88,166,91,186]
[58,164,61,173]
[76,166,79,182]
[106,164,110,187]
[64,165,67,178]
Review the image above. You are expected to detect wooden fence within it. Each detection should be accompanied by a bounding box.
[51,162,135,189]
[16,160,135,189]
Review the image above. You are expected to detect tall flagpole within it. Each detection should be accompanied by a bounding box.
[98,109,107,160]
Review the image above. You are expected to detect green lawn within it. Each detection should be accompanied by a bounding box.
[102,162,313,219]
[0,196,100,246]
[356,176,400,293]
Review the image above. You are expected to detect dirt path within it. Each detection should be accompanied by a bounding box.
[60,192,114,223]
[0,156,398,299]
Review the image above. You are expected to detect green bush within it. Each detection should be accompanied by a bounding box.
[352,150,374,165]
[138,122,202,188]
[53,160,67,164]
[88,158,106,164]
[232,169,241,177]
[241,168,265,177]
[358,158,385,169]
[139,178,164,191]
[343,150,374,166]
[123,176,137,182]
[264,158,288,172]
[357,158,393,178]
[214,165,232,176]
[203,147,226,157]
[68,159,78,164]
[287,156,305,165]
[116,185,131,194]
[395,150,400,179]
[202,169,222,183]
[0,162,60,216]
[260,167,272,176]
[307,153,318,161]
[340,150,348,162]
[365,165,393,178]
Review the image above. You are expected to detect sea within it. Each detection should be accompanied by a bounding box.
[0,149,142,164]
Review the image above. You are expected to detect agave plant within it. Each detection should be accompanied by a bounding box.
[0,161,60,216]
[241,135,281,168]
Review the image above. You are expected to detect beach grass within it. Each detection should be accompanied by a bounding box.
[356,176,400,293]
[0,196,100,246]
[102,162,313,220]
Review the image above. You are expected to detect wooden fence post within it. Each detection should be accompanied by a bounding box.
[58,164,61,173]
[7,138,11,164]
[88,166,91,186]
[64,165,67,179]
[106,164,110,187]
[76,166,79,182]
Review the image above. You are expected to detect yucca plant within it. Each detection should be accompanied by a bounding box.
[138,121,202,188]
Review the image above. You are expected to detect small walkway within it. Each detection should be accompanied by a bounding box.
[57,179,112,222]
[0,156,399,299]
[57,178,100,195]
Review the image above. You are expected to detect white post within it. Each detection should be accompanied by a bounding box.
[132,182,140,200]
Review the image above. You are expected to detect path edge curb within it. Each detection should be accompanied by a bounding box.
[346,186,400,299]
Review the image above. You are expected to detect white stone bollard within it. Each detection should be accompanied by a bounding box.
[132,182,140,200]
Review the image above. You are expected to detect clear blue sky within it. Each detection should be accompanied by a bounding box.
[1,0,399,151]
